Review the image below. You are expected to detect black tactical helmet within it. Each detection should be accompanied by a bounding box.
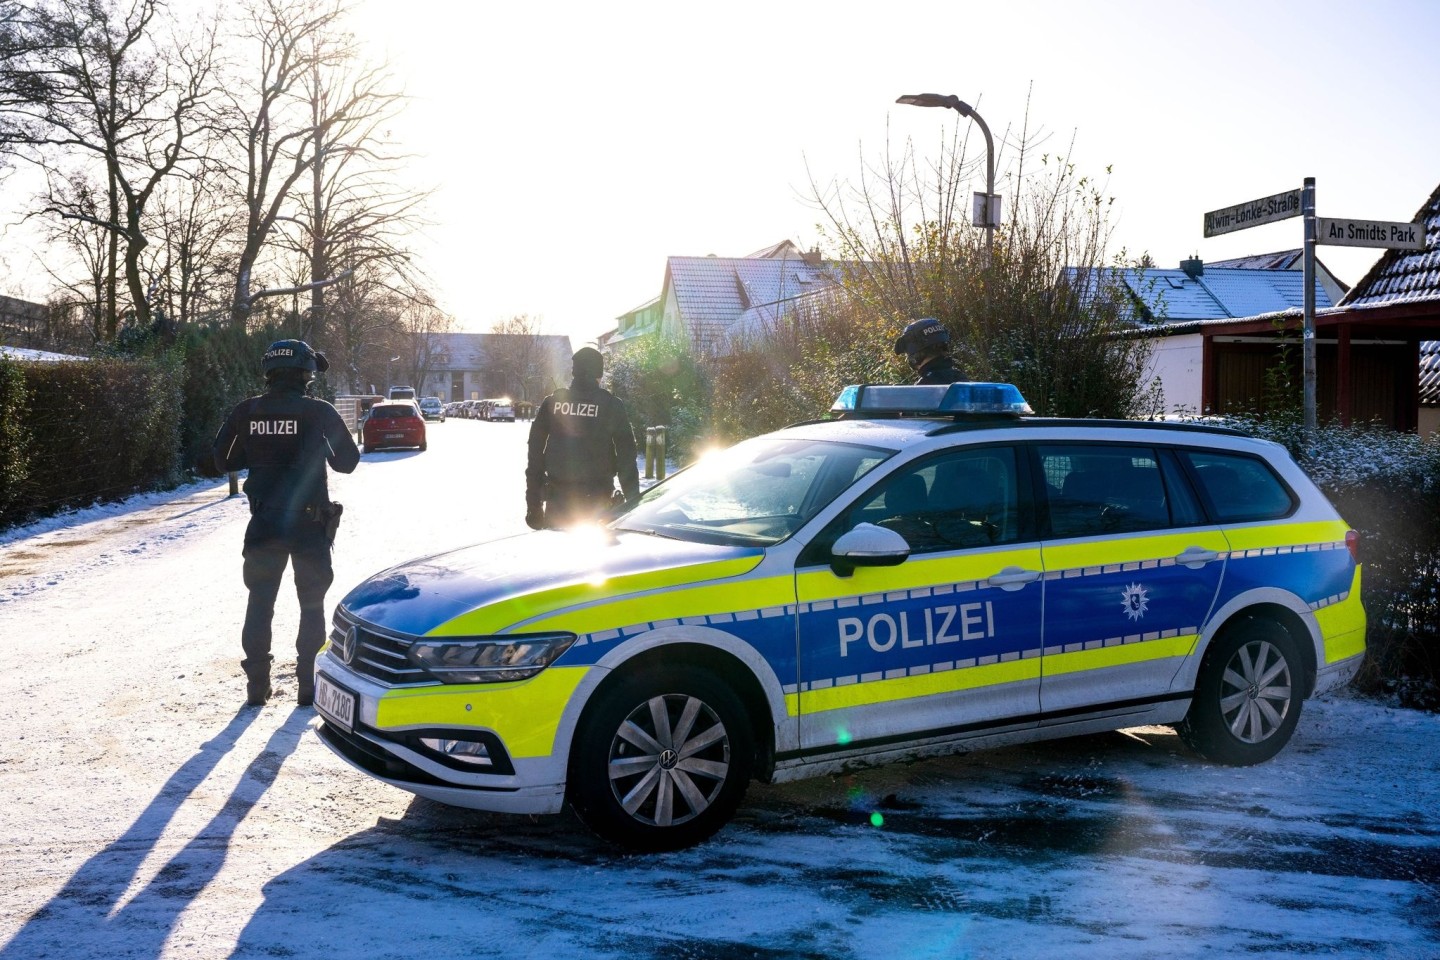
[262,339,329,378]
[572,346,604,380]
[893,317,950,360]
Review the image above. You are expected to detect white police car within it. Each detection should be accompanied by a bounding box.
[313,383,1365,851]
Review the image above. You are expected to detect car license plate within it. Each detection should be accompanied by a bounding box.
[315,675,356,733]
[385,432,404,439]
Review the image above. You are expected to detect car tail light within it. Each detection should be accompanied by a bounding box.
[1345,529,1360,563]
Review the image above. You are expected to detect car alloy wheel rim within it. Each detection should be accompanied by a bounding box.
[1219,639,1292,744]
[607,693,731,827]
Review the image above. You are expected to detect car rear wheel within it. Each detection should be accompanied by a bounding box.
[1179,618,1303,766]
[569,666,753,851]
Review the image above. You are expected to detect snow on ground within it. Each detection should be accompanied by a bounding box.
[0,418,1437,959]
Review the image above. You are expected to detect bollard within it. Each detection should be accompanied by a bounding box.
[228,470,240,497]
[655,426,667,482]
[644,427,656,480]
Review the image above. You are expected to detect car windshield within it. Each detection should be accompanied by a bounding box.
[615,436,892,546]
[372,404,416,419]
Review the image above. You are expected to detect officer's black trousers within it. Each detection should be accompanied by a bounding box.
[545,483,613,527]
[240,536,333,693]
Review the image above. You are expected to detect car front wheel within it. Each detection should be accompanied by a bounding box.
[1178,618,1303,766]
[569,666,753,851]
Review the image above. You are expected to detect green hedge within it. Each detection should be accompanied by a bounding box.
[0,355,183,527]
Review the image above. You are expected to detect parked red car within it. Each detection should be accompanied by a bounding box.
[362,401,427,453]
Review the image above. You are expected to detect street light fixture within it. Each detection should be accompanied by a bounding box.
[896,93,998,260]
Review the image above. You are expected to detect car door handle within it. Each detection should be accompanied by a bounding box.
[988,566,1040,591]
[1176,547,1220,569]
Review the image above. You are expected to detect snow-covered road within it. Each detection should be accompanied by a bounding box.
[1,418,1437,959]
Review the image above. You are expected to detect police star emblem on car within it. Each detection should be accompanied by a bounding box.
[312,382,1366,851]
[1121,583,1151,621]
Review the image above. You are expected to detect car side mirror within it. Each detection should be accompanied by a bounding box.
[830,522,910,577]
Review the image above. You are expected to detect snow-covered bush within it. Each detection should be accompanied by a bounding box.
[1209,414,1440,709]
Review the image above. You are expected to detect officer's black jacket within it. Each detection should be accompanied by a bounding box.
[212,382,360,519]
[526,378,639,510]
[915,356,964,385]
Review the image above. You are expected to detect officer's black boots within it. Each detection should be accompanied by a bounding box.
[246,677,271,707]
[296,655,316,707]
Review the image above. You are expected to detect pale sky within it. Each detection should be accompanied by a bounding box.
[4,0,1438,348]
[359,0,1438,345]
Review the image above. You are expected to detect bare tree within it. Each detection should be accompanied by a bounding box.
[220,0,408,331]
[294,48,424,343]
[806,93,1152,418]
[0,0,44,174]
[485,314,550,403]
[35,168,108,340]
[323,265,404,393]
[7,0,220,336]
[396,291,452,393]
[144,164,240,327]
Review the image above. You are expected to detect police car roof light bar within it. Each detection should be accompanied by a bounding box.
[831,383,1033,419]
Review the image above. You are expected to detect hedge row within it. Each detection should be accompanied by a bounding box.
[0,354,183,526]
[0,324,280,528]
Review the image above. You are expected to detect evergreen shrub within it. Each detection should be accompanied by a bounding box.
[0,356,182,526]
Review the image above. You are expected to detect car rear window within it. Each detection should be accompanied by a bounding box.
[372,404,417,420]
[1182,450,1296,523]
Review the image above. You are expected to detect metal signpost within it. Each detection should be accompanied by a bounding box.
[1202,180,1424,439]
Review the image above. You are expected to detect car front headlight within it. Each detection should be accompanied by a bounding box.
[405,632,578,684]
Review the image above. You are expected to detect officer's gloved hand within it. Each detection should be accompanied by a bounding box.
[525,509,545,530]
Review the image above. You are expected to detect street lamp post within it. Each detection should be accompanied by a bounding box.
[896,93,997,260]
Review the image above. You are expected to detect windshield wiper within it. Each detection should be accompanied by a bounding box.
[613,525,683,541]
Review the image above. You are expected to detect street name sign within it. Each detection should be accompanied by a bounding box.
[1317,217,1425,250]
[1203,189,1303,237]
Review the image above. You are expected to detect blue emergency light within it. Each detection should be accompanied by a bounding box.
[830,382,1033,418]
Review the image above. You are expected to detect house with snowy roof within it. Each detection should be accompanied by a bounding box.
[609,240,843,355]
[1127,179,1440,432]
[1078,253,1344,417]
[1335,180,1440,435]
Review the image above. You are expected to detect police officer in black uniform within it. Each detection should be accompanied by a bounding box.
[894,317,964,385]
[526,347,640,529]
[212,339,360,706]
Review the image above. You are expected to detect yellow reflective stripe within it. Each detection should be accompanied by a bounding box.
[525,576,796,636]
[374,666,588,759]
[1043,633,1198,677]
[799,658,1040,714]
[795,547,1044,601]
[1315,567,1366,664]
[1222,520,1350,552]
[431,556,764,636]
[1040,530,1229,571]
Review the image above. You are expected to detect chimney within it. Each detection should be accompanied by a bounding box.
[1180,255,1203,279]
[801,246,822,266]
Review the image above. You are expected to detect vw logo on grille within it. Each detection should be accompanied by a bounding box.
[339,625,356,664]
